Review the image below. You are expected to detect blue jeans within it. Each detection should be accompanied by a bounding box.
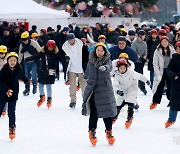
[39,83,52,97]
[24,61,37,86]
[150,70,154,87]
[0,101,17,127]
[168,107,178,122]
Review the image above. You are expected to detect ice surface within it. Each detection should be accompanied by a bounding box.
[0,67,180,154]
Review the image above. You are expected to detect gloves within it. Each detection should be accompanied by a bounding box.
[146,80,151,86]
[99,66,106,71]
[175,76,178,80]
[6,89,13,97]
[117,90,124,96]
[65,55,70,63]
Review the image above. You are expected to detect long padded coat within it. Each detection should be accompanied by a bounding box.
[152,46,176,94]
[82,51,117,118]
[166,53,180,111]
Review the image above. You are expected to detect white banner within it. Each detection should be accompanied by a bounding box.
[68,17,141,31]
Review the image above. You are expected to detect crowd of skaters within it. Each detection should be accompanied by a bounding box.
[0,21,180,144]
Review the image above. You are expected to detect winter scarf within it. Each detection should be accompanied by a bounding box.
[89,50,111,68]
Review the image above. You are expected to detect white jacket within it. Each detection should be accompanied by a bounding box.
[113,68,148,106]
[62,38,83,81]
[152,45,175,94]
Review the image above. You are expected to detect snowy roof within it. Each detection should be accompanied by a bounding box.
[0,0,70,19]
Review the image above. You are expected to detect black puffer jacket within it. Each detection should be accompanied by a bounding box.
[82,51,117,118]
[147,36,159,71]
[107,31,120,45]
[54,32,67,60]
[167,53,180,111]
[0,64,27,102]
[9,32,21,52]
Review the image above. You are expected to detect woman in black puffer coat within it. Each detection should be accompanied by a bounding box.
[82,43,117,145]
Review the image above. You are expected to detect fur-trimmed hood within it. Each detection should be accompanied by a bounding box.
[89,50,111,68]
[41,46,59,54]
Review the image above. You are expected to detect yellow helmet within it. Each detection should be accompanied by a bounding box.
[119,53,129,59]
[120,28,126,33]
[21,31,29,39]
[6,52,19,59]
[0,45,8,53]
[98,35,106,40]
[31,32,38,38]
[96,42,106,49]
[108,28,114,32]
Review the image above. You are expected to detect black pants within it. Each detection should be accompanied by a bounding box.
[153,69,171,104]
[135,62,146,91]
[0,101,17,127]
[61,58,68,81]
[113,101,134,121]
[56,62,60,80]
[89,95,112,131]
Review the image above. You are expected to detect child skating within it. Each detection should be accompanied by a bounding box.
[0,52,28,140]
[113,59,150,128]
[111,53,139,110]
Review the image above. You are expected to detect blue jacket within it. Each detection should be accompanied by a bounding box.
[109,45,138,62]
[88,42,109,52]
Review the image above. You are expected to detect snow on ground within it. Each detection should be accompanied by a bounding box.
[0,66,180,154]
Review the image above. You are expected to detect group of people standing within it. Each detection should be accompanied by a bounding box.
[0,22,180,145]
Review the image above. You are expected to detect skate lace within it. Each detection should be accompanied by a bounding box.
[127,116,133,122]
[47,98,52,104]
[39,96,45,102]
[112,118,117,122]
[106,131,113,138]
[92,132,96,138]
[167,120,174,124]
[39,98,43,103]
[89,131,96,139]
[9,127,15,134]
